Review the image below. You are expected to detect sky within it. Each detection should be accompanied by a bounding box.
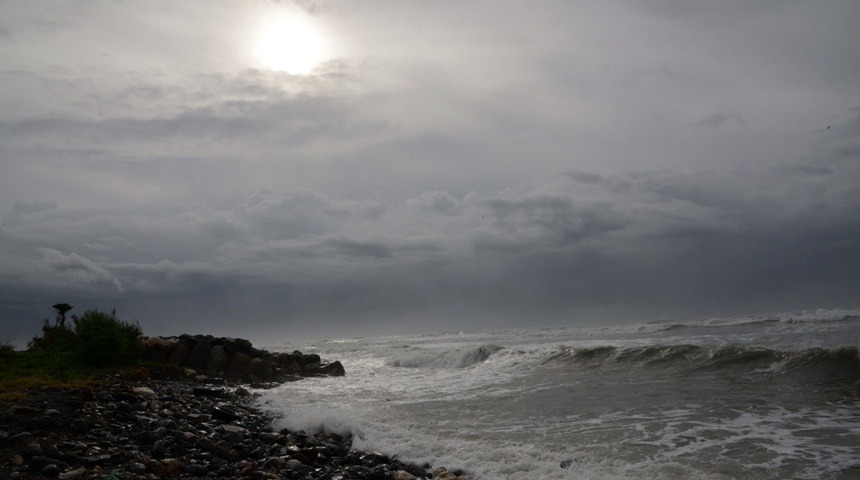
[1,0,859,344]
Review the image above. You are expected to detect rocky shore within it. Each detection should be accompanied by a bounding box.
[141,335,347,385]
[0,339,470,480]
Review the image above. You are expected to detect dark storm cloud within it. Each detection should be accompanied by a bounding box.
[473,195,629,253]
[1,0,859,342]
[3,106,858,339]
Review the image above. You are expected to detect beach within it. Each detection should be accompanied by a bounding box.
[0,347,464,479]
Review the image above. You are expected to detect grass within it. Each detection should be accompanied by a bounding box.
[0,310,149,403]
[0,346,111,402]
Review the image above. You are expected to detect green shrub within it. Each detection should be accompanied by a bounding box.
[28,321,76,351]
[0,339,16,358]
[27,309,144,368]
[73,310,143,367]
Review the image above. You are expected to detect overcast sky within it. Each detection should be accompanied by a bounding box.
[1,0,859,344]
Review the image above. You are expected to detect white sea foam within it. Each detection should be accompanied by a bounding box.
[386,344,504,369]
[257,309,860,479]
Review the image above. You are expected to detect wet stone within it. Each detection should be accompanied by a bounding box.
[10,431,34,444]
[83,454,112,467]
[223,430,244,445]
[59,467,87,479]
[0,354,463,480]
[28,455,56,471]
[182,463,206,476]
[41,463,62,477]
[70,418,88,433]
[151,439,168,457]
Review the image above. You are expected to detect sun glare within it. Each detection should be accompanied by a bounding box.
[253,10,328,75]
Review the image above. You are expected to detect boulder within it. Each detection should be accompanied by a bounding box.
[167,343,191,366]
[432,467,460,480]
[273,353,303,376]
[144,337,170,362]
[226,352,253,375]
[184,338,211,369]
[221,337,253,355]
[301,353,322,366]
[204,345,228,373]
[306,361,346,377]
[249,358,274,378]
[132,334,345,382]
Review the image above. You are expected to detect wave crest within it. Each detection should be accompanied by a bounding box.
[541,344,860,375]
[387,344,504,369]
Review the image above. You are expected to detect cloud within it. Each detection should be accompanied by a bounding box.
[36,248,124,293]
[3,101,858,328]
[473,195,629,253]
[1,1,859,341]
[694,113,746,129]
[12,200,57,215]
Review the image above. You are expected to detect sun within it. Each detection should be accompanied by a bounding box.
[253,10,328,75]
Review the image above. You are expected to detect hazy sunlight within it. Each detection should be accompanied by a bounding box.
[253,9,328,75]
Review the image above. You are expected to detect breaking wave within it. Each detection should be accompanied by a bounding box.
[387,344,504,369]
[648,309,860,331]
[542,344,860,376]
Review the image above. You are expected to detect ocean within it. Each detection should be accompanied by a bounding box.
[256,309,860,479]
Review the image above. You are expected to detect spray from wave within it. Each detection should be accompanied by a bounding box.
[387,344,504,369]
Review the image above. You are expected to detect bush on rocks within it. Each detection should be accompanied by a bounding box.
[28,309,144,368]
[72,310,144,367]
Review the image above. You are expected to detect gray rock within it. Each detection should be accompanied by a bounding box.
[70,418,88,433]
[184,463,207,476]
[184,338,211,369]
[132,386,158,399]
[58,467,87,479]
[134,430,161,445]
[222,430,243,445]
[274,353,303,376]
[167,342,191,365]
[205,345,228,373]
[226,351,253,375]
[41,463,62,478]
[319,361,346,377]
[28,455,55,471]
[10,431,32,444]
[152,439,168,458]
[83,454,112,467]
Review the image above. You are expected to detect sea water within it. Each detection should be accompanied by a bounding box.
[256,309,860,479]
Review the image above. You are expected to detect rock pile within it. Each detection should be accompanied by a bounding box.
[0,373,469,479]
[142,335,345,385]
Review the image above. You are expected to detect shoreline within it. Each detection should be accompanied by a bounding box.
[1,345,470,479]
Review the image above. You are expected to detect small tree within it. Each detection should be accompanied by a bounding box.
[52,303,73,328]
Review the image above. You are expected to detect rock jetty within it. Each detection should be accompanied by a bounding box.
[0,338,470,479]
[142,335,346,385]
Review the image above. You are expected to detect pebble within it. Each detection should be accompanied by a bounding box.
[0,369,469,480]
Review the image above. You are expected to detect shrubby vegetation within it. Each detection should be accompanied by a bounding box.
[0,305,146,396]
[0,339,15,358]
[29,309,144,368]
